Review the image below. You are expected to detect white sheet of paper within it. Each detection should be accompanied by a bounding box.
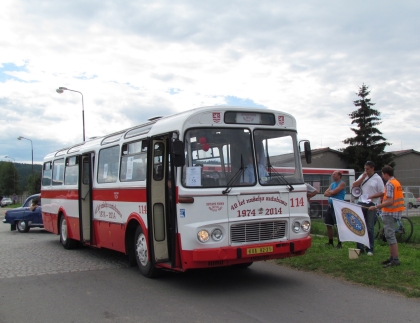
[359,194,371,203]
[186,166,201,186]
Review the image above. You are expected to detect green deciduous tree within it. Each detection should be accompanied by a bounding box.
[0,161,20,196]
[341,84,394,172]
[26,172,42,195]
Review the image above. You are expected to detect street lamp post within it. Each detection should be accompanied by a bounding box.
[4,155,16,193]
[17,136,33,174]
[56,87,85,142]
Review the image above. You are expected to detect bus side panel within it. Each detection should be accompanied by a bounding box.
[94,220,126,253]
[66,214,81,241]
[91,188,148,253]
[42,211,58,234]
[41,190,79,236]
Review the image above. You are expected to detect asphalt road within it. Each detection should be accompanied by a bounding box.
[1,209,419,323]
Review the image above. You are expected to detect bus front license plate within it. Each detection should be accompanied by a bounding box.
[246,246,274,255]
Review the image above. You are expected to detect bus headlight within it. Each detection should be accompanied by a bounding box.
[301,221,311,232]
[292,221,301,233]
[211,228,223,241]
[197,230,210,242]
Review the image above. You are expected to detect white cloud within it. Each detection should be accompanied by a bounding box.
[1,0,420,165]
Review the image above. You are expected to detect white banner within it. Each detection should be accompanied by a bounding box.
[331,199,370,246]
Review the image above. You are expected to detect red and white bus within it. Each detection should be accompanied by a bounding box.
[41,106,312,277]
[302,167,356,218]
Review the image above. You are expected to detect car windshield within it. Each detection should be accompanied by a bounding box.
[181,127,304,188]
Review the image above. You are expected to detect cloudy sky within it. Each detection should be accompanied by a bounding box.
[1,0,419,165]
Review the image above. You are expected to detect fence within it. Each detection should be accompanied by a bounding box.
[309,186,420,218]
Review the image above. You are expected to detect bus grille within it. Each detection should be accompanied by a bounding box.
[230,221,287,244]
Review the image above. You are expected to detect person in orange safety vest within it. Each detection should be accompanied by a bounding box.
[368,165,404,267]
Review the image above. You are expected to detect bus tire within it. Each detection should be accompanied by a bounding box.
[309,203,322,218]
[134,226,160,278]
[60,215,78,249]
[17,220,30,233]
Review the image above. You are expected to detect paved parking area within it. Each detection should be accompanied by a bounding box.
[0,210,129,279]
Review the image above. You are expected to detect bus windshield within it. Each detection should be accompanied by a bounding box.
[182,127,304,188]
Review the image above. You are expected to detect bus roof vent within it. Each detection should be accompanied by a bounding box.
[148,116,163,121]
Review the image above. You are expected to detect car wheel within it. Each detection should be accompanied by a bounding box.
[17,220,30,233]
[60,216,78,249]
[408,202,413,209]
[134,226,160,278]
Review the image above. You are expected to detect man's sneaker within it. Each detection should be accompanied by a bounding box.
[335,243,342,249]
[383,260,400,268]
[381,258,392,265]
[367,252,373,256]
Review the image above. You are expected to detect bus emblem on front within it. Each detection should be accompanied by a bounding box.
[212,112,221,123]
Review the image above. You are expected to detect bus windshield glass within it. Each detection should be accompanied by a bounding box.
[182,128,303,188]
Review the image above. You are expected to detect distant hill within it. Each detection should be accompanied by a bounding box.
[15,163,42,192]
[0,162,42,193]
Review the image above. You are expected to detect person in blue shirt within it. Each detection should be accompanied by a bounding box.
[243,154,269,184]
[323,171,346,248]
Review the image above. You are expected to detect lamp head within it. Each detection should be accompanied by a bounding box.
[56,87,68,94]
[17,136,23,140]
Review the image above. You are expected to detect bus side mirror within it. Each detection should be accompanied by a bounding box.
[172,139,185,167]
[304,141,312,164]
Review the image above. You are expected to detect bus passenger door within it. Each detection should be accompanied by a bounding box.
[79,153,93,244]
[147,139,169,263]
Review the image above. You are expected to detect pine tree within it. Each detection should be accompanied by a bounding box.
[341,84,394,172]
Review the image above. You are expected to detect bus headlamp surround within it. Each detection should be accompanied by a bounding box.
[211,228,223,241]
[292,221,301,233]
[197,230,210,242]
[301,220,311,232]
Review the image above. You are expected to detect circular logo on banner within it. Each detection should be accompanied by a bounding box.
[341,207,366,236]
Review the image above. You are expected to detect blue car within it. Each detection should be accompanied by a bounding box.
[2,194,43,233]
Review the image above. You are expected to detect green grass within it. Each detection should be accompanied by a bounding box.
[277,217,420,298]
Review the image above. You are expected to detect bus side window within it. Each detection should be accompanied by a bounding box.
[98,146,119,183]
[52,158,64,186]
[153,142,164,181]
[64,156,79,185]
[42,162,52,186]
[120,140,147,182]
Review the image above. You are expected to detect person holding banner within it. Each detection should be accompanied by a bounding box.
[323,171,346,248]
[352,161,384,256]
[368,166,404,267]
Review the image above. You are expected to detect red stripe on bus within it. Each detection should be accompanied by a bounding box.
[41,188,147,202]
[303,169,350,174]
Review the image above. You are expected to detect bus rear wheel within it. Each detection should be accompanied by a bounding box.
[60,216,78,249]
[134,226,160,278]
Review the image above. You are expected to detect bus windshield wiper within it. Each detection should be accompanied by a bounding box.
[223,154,245,194]
[267,162,294,192]
[264,139,294,192]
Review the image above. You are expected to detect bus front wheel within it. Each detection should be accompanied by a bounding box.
[134,226,160,278]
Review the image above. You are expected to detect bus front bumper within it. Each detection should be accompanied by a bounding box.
[180,236,312,270]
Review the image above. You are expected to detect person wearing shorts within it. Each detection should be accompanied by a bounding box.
[323,171,346,248]
[369,166,404,267]
[352,161,384,256]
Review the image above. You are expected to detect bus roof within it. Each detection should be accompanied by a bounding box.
[44,106,296,160]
